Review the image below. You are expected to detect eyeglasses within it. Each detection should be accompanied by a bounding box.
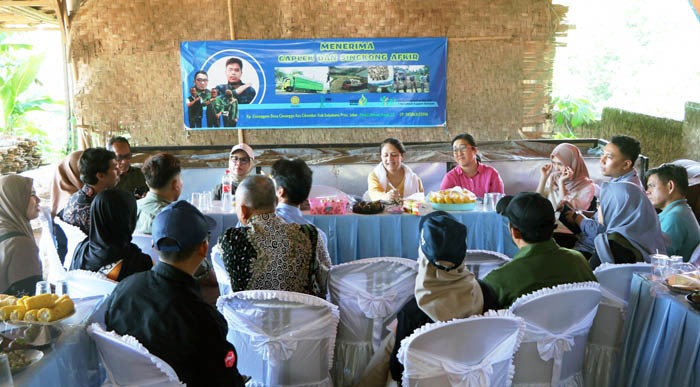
[231,156,251,165]
[195,78,208,82]
[452,145,473,154]
[115,153,132,161]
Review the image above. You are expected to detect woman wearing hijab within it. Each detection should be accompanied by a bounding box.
[536,143,596,211]
[70,189,152,281]
[50,150,84,217]
[0,175,43,295]
[367,137,424,201]
[593,182,667,265]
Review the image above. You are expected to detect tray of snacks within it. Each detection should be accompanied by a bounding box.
[352,200,385,214]
[426,188,477,211]
[6,349,43,374]
[663,272,700,293]
[0,294,75,325]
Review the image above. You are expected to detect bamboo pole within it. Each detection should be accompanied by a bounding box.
[227,0,244,145]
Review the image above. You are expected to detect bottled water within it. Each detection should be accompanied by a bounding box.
[221,169,233,211]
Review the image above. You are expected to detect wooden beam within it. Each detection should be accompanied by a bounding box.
[0,1,49,6]
[3,5,57,24]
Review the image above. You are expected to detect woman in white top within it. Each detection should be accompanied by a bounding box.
[537,143,596,211]
[367,138,424,201]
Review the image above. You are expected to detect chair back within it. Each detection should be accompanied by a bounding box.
[87,323,184,386]
[132,233,159,264]
[54,216,87,270]
[690,242,700,266]
[583,263,651,387]
[211,246,231,296]
[65,270,117,298]
[217,290,339,387]
[329,257,417,386]
[398,312,524,387]
[509,282,601,386]
[464,249,511,279]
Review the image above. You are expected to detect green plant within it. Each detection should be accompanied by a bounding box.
[0,33,62,136]
[551,96,598,139]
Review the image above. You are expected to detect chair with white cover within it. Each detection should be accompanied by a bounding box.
[509,282,601,387]
[210,244,231,296]
[132,233,159,264]
[329,257,418,387]
[87,322,184,386]
[54,216,87,270]
[583,263,652,387]
[217,290,339,387]
[397,311,525,387]
[689,242,700,266]
[65,270,117,298]
[37,206,68,283]
[464,249,511,280]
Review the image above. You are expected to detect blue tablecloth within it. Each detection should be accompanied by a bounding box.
[614,274,700,386]
[209,210,518,264]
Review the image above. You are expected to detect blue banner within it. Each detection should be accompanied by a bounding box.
[179,37,447,130]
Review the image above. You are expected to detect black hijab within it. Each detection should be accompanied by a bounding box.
[71,189,152,280]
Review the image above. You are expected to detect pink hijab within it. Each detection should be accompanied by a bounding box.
[549,143,593,193]
[50,150,84,216]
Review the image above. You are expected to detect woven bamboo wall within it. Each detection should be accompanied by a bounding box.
[67,0,567,147]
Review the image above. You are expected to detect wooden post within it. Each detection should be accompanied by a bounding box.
[227,0,244,145]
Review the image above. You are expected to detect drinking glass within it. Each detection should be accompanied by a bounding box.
[0,353,13,387]
[201,191,213,212]
[650,254,670,279]
[190,192,203,209]
[55,280,69,296]
[35,280,50,295]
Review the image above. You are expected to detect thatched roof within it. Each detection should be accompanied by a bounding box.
[0,0,79,31]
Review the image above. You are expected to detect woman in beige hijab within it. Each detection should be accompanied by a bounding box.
[50,150,84,217]
[358,211,484,386]
[0,175,43,295]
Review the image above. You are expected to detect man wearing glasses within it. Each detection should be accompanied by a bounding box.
[213,143,256,200]
[192,70,212,127]
[109,136,148,198]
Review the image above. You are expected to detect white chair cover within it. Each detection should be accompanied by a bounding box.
[689,242,700,266]
[509,282,601,387]
[583,263,651,387]
[131,233,159,264]
[217,290,339,387]
[329,257,417,387]
[87,323,184,386]
[54,216,87,270]
[397,310,524,387]
[464,249,511,280]
[211,245,231,296]
[65,269,117,298]
[38,206,68,283]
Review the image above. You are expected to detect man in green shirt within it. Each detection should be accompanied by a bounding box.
[483,192,597,308]
[109,136,148,197]
[135,153,182,234]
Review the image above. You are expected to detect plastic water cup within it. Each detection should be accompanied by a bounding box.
[55,280,69,296]
[483,193,502,212]
[0,353,13,387]
[191,192,203,209]
[35,280,50,295]
[650,254,670,279]
[201,191,213,212]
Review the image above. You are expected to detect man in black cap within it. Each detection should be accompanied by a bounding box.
[104,200,245,386]
[482,192,596,309]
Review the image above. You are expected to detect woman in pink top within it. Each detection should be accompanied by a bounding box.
[440,134,504,198]
[536,143,596,211]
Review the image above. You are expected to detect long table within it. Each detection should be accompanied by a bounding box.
[207,208,518,264]
[614,274,700,386]
[8,296,104,387]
